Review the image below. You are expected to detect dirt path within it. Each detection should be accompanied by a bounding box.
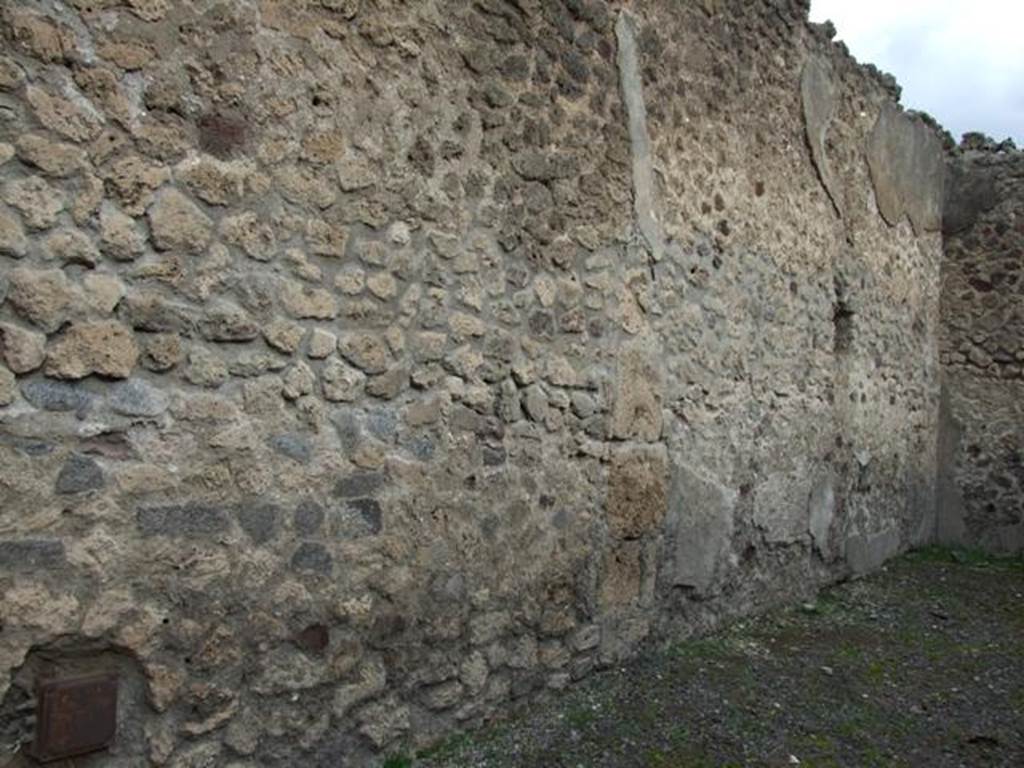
[398,548,1024,768]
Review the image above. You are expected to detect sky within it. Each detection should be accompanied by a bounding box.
[809,0,1024,145]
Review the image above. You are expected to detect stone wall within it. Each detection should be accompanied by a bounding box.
[0,1,945,765]
[938,140,1024,553]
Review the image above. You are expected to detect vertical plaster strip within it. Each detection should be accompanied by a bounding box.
[615,11,666,264]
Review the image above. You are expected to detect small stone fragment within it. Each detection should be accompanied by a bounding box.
[305,219,347,257]
[405,397,442,427]
[263,319,305,355]
[0,323,46,373]
[0,540,65,571]
[0,209,28,258]
[7,9,77,62]
[71,173,104,225]
[136,503,229,537]
[306,328,336,359]
[19,380,91,415]
[45,228,99,267]
[82,273,126,314]
[268,434,312,464]
[126,0,170,22]
[282,361,315,400]
[45,321,140,379]
[121,292,194,333]
[103,154,169,215]
[334,266,366,295]
[0,366,15,406]
[275,164,336,209]
[522,384,549,422]
[357,697,410,749]
[56,453,105,494]
[237,503,279,545]
[293,499,324,536]
[2,176,65,230]
[6,268,73,332]
[336,153,377,191]
[108,379,169,417]
[322,358,365,402]
[366,367,408,400]
[147,188,213,253]
[291,542,333,574]
[99,203,147,260]
[16,134,84,177]
[199,303,259,342]
[177,156,249,205]
[184,347,228,387]
[20,379,92,413]
[0,56,25,89]
[221,211,276,261]
[141,333,184,372]
[338,332,390,374]
[280,282,338,320]
[367,272,398,300]
[25,85,103,143]
[96,40,155,70]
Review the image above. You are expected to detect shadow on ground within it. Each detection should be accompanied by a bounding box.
[389,547,1024,768]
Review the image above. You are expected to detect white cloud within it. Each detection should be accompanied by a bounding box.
[810,0,1024,144]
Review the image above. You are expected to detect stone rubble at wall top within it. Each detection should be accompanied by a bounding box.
[0,1,949,764]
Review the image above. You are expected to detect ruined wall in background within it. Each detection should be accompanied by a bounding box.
[0,1,944,765]
[939,142,1024,553]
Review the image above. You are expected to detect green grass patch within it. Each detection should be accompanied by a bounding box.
[905,545,1024,572]
[564,702,600,730]
[670,636,735,662]
[415,733,476,762]
[644,746,724,768]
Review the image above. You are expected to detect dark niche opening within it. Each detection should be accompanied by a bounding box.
[833,277,855,355]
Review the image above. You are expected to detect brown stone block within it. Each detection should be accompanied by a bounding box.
[598,540,643,611]
[609,347,663,442]
[607,444,668,540]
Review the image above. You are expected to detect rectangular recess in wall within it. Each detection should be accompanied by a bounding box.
[29,672,118,762]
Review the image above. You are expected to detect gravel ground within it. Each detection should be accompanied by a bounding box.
[392,547,1024,768]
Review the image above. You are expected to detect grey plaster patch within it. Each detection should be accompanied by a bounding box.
[845,528,901,575]
[615,11,666,263]
[664,463,736,594]
[866,102,945,234]
[801,55,842,218]
[808,470,837,558]
[753,469,810,545]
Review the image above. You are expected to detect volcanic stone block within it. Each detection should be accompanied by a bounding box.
[136,503,230,537]
[55,453,105,494]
